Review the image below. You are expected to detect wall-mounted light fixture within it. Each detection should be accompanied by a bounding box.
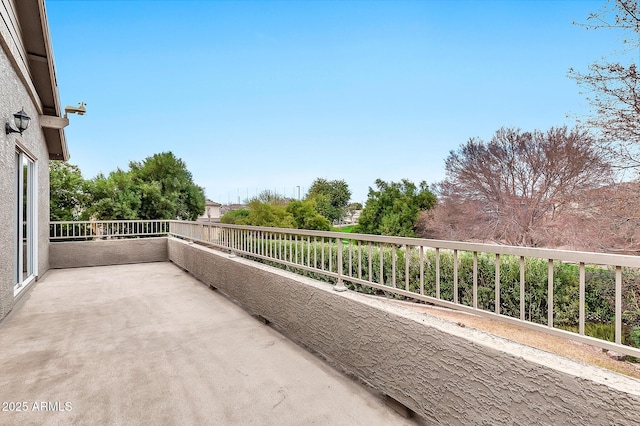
[5,108,31,135]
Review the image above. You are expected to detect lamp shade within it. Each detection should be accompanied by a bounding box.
[13,108,30,133]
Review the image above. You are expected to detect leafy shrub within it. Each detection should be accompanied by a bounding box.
[630,327,640,348]
[221,209,250,224]
[240,238,640,348]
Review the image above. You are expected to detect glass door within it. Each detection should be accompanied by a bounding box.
[15,150,36,295]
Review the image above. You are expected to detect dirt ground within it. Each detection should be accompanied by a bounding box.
[384,298,640,380]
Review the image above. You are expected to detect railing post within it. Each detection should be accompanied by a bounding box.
[547,259,554,328]
[615,266,622,344]
[229,228,236,258]
[453,249,458,304]
[419,246,424,296]
[520,256,525,321]
[495,253,500,315]
[334,238,347,292]
[579,262,585,335]
[435,248,440,299]
[473,251,478,309]
[405,244,409,291]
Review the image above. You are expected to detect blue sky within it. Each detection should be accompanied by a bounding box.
[46,0,619,204]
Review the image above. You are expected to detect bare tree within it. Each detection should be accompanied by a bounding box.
[417,187,493,242]
[555,181,640,252]
[598,181,640,251]
[421,126,612,246]
[568,0,640,168]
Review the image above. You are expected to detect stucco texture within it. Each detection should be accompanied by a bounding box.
[168,237,640,425]
[49,238,169,269]
[0,40,51,319]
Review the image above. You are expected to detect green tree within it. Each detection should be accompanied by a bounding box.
[252,190,288,205]
[356,179,436,237]
[286,200,331,231]
[222,199,330,230]
[83,169,141,220]
[306,178,351,223]
[220,209,250,225]
[81,152,206,221]
[49,161,88,221]
[347,202,363,212]
[129,152,205,220]
[244,200,294,228]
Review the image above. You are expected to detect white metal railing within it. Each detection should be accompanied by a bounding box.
[49,220,640,358]
[166,220,640,358]
[50,220,170,240]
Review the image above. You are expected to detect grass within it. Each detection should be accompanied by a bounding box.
[332,225,355,233]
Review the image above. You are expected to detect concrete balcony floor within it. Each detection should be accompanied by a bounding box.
[0,262,415,425]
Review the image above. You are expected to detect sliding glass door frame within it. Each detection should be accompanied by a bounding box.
[14,148,37,295]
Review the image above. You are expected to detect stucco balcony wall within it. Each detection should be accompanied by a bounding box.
[49,237,168,269]
[167,237,640,425]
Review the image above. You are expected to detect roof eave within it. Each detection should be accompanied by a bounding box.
[16,0,69,161]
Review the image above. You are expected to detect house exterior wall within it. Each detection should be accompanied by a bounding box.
[0,1,40,110]
[198,201,221,222]
[167,237,640,425]
[0,2,52,319]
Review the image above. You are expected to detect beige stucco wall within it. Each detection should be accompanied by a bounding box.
[167,237,640,425]
[49,238,169,269]
[0,33,51,319]
[0,0,40,110]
